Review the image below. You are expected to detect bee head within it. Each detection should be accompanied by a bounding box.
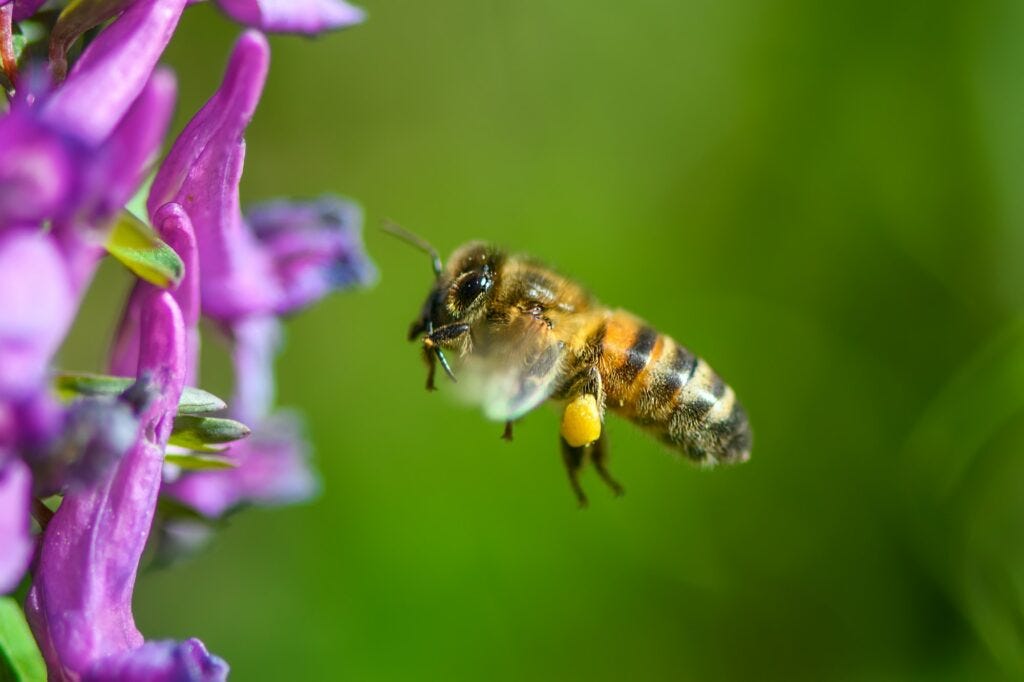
[404,242,501,339]
[441,242,499,319]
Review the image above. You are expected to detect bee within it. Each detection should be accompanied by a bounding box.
[386,224,752,505]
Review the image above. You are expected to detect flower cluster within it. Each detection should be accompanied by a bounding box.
[0,1,372,679]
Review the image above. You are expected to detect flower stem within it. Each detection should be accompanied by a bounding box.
[0,5,16,86]
[31,498,54,531]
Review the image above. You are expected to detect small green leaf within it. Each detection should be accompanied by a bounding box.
[104,211,184,288]
[0,597,46,682]
[11,21,45,63]
[175,387,229,416]
[53,372,132,400]
[165,452,236,471]
[169,416,251,452]
[53,372,228,415]
[11,35,26,60]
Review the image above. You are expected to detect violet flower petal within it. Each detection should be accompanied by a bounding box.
[0,455,32,594]
[111,203,200,385]
[229,314,280,423]
[214,0,364,35]
[41,0,186,147]
[167,411,318,518]
[54,69,178,298]
[86,638,227,682]
[89,67,178,221]
[0,229,74,400]
[148,30,279,323]
[245,195,377,315]
[27,395,143,497]
[165,318,320,517]
[0,111,83,227]
[9,0,46,22]
[1,66,175,231]
[27,290,189,678]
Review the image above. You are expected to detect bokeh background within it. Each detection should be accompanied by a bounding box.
[60,0,1024,679]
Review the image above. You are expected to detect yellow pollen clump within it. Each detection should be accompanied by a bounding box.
[561,394,602,448]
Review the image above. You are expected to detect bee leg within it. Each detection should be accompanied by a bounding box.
[590,434,624,497]
[559,436,588,508]
[502,421,514,441]
[423,323,471,383]
[423,347,438,391]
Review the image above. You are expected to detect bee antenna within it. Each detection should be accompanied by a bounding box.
[381,220,443,279]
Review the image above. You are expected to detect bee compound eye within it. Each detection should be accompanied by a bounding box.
[455,272,491,308]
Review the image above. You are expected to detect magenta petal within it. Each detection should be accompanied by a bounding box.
[41,0,187,146]
[214,0,364,35]
[229,315,280,423]
[27,291,187,678]
[0,456,32,594]
[85,638,228,682]
[111,203,200,384]
[245,196,377,315]
[148,30,268,214]
[0,111,83,226]
[149,31,280,322]
[167,412,318,517]
[11,0,46,21]
[90,68,177,221]
[0,230,74,400]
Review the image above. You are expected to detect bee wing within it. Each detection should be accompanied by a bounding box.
[458,320,566,422]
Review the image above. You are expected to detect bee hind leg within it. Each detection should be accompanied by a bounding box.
[590,434,624,496]
[502,421,514,441]
[559,436,589,508]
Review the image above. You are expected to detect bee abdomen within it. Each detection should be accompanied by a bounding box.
[600,313,751,465]
[661,350,751,465]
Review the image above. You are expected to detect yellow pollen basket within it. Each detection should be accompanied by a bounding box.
[560,394,602,448]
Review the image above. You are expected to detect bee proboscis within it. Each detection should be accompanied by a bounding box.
[386,225,752,506]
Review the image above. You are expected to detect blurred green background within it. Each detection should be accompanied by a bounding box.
[62,0,1024,679]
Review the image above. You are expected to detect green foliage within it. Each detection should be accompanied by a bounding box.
[169,415,251,453]
[103,211,184,288]
[54,372,227,415]
[0,598,45,682]
[165,452,236,471]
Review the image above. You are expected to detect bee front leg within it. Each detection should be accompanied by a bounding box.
[560,437,588,508]
[423,346,438,391]
[422,323,471,386]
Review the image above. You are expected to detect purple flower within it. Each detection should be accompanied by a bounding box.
[168,410,317,517]
[164,315,320,517]
[151,30,373,517]
[0,70,175,585]
[2,0,371,675]
[0,0,46,23]
[212,0,365,35]
[111,203,201,385]
[246,195,378,311]
[0,229,75,400]
[0,455,32,594]
[40,0,186,147]
[149,31,375,323]
[1,0,181,233]
[84,638,226,682]
[27,290,227,681]
[22,392,144,497]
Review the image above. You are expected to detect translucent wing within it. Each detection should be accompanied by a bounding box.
[457,317,567,422]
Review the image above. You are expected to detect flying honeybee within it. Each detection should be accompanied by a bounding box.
[386,225,752,505]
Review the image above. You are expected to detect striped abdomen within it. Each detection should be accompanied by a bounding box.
[597,311,752,465]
